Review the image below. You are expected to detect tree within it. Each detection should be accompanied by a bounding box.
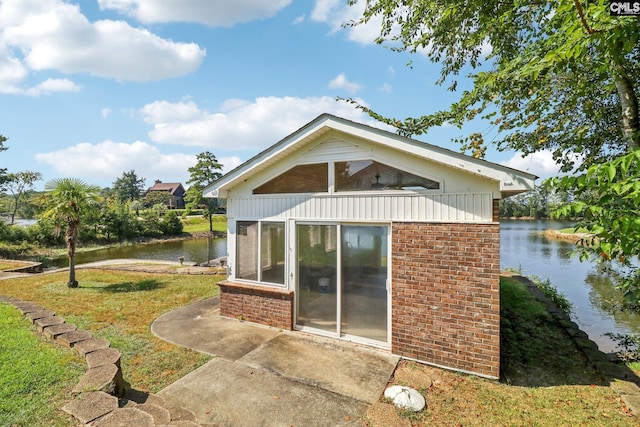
[350,1,640,303]
[350,1,639,170]
[3,171,42,224]
[0,135,9,189]
[42,178,100,288]
[159,211,183,236]
[186,151,223,231]
[550,150,640,306]
[113,170,145,203]
[143,190,172,208]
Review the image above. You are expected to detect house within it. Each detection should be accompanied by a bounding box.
[203,114,536,379]
[147,181,186,209]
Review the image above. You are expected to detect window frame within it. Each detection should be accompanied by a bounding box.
[235,220,287,287]
[251,159,442,196]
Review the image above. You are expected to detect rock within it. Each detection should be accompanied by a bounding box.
[25,309,56,322]
[34,315,65,332]
[137,403,171,425]
[57,330,93,348]
[93,407,154,427]
[74,338,110,356]
[384,385,426,412]
[73,364,125,397]
[86,347,122,369]
[43,323,76,339]
[61,391,118,424]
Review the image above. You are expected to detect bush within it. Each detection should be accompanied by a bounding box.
[160,211,183,236]
[530,276,573,316]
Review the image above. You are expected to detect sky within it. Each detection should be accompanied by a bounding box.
[0,0,559,191]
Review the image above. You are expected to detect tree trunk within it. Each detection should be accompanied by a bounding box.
[67,223,78,288]
[611,45,640,150]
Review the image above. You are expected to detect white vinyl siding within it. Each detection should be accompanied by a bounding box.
[228,192,493,223]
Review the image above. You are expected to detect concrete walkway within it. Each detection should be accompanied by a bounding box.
[151,298,400,427]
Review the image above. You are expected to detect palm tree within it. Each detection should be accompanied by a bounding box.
[42,178,100,288]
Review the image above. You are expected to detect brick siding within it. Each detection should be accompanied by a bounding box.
[391,222,501,378]
[218,281,293,330]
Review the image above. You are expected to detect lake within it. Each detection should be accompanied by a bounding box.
[51,220,638,352]
[501,219,640,352]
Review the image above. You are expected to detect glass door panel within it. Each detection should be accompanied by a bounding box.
[341,225,388,342]
[296,224,337,333]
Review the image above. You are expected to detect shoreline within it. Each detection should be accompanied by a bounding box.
[24,230,227,261]
[543,228,592,243]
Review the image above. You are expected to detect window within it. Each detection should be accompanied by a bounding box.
[335,160,439,192]
[253,163,328,194]
[236,221,285,285]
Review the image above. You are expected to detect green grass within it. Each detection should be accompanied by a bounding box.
[558,226,589,234]
[0,270,219,392]
[182,216,227,233]
[0,304,85,427]
[364,276,637,426]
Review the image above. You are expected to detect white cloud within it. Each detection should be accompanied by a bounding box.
[35,140,247,185]
[378,83,392,93]
[328,73,362,94]
[98,0,291,27]
[139,95,391,150]
[292,14,305,25]
[500,150,562,180]
[0,0,205,94]
[101,108,112,118]
[25,78,80,96]
[310,0,384,45]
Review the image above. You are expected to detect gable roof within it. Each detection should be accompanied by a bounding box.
[148,182,185,195]
[203,114,537,199]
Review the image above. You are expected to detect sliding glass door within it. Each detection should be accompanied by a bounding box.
[295,223,389,345]
[296,224,337,333]
[341,225,388,342]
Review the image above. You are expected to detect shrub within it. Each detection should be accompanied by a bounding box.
[160,211,183,236]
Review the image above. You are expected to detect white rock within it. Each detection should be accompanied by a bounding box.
[384,385,426,412]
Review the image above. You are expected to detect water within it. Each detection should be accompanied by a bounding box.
[500,219,640,352]
[49,220,639,352]
[49,237,227,269]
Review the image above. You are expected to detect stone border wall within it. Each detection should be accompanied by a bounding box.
[0,296,205,426]
[510,275,640,416]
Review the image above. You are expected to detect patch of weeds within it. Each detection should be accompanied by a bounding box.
[397,406,422,422]
[504,264,523,274]
[529,275,573,316]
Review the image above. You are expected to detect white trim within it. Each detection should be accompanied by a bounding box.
[293,220,392,349]
[233,219,288,289]
[203,114,536,199]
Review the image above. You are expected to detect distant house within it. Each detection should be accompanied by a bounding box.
[147,181,186,209]
[203,114,536,379]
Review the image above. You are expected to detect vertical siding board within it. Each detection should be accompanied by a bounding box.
[232,193,493,222]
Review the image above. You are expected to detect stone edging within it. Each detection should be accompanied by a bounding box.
[0,296,206,426]
[511,275,640,416]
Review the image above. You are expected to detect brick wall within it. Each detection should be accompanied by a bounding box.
[391,222,501,378]
[218,281,294,330]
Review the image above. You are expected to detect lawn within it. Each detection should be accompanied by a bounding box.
[0,304,85,427]
[182,215,227,234]
[1,272,637,426]
[363,277,637,426]
[0,269,219,394]
[0,260,29,270]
